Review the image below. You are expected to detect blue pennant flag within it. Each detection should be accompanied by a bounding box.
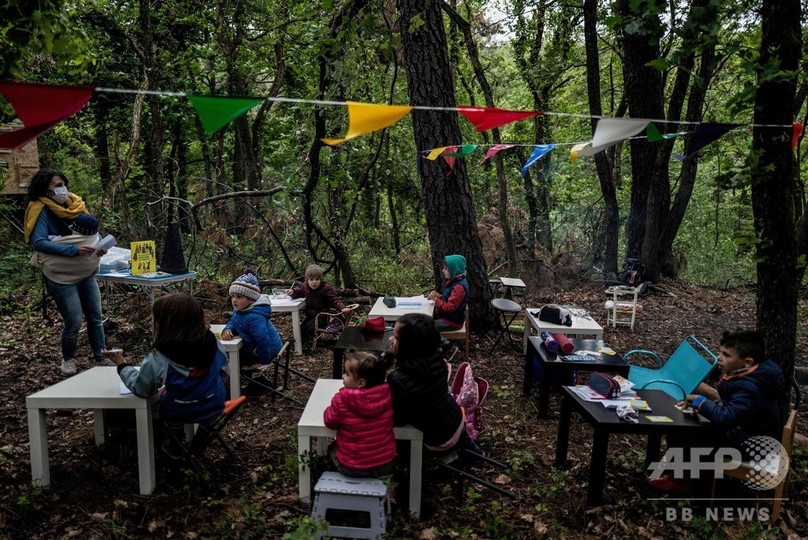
[521,144,557,177]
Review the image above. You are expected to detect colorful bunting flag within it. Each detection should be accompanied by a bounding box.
[521,144,556,177]
[321,102,413,145]
[579,118,649,157]
[187,95,266,135]
[425,146,450,160]
[646,122,679,142]
[480,144,515,164]
[570,142,588,164]
[458,106,540,132]
[681,122,740,158]
[441,144,477,157]
[793,123,803,150]
[0,81,94,149]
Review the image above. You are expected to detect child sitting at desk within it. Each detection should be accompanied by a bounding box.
[685,330,784,445]
[105,292,229,456]
[427,254,469,353]
[221,269,284,367]
[649,329,784,493]
[323,350,396,477]
[285,264,351,347]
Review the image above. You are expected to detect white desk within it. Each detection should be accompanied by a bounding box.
[523,306,604,353]
[96,269,197,305]
[297,379,424,517]
[210,324,244,400]
[26,367,160,495]
[368,296,434,322]
[270,297,306,355]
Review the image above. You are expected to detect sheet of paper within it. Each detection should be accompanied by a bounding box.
[94,234,117,255]
[395,295,430,308]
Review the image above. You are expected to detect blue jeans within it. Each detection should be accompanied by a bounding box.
[46,274,106,361]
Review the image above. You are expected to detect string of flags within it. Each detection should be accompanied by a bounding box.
[0,81,801,179]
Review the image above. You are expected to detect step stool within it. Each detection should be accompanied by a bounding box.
[311,471,390,539]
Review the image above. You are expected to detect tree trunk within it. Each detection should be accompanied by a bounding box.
[613,0,665,270]
[396,0,493,329]
[583,0,618,276]
[441,2,517,276]
[751,0,800,410]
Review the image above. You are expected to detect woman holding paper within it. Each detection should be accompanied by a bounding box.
[25,168,109,376]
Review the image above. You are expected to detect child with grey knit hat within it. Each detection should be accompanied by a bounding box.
[285,264,351,347]
[221,269,284,368]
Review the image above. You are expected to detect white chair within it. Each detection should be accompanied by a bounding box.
[604,285,640,330]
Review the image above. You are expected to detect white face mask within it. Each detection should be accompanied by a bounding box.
[51,186,69,204]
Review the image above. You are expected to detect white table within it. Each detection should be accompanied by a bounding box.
[523,306,604,353]
[95,269,197,305]
[210,324,244,400]
[368,296,434,322]
[270,297,306,355]
[26,366,160,495]
[297,379,424,517]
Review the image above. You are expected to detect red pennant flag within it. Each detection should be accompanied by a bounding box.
[441,146,458,175]
[480,144,515,164]
[458,106,540,132]
[793,123,803,151]
[0,81,94,149]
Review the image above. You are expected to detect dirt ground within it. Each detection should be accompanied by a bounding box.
[0,278,805,539]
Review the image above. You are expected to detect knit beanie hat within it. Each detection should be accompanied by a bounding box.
[305,264,324,280]
[229,269,261,301]
[69,214,99,236]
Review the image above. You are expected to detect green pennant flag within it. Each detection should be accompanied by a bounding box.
[646,122,678,142]
[187,95,266,135]
[441,144,477,157]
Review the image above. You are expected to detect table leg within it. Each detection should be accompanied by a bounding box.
[587,429,609,506]
[522,313,534,354]
[538,365,552,419]
[28,408,50,488]
[408,439,423,518]
[228,350,241,400]
[298,433,312,503]
[135,407,156,495]
[93,409,105,445]
[523,349,532,397]
[645,433,662,468]
[554,393,572,466]
[292,310,303,355]
[333,348,344,379]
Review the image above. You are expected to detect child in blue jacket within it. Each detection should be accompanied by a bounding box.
[105,293,229,456]
[221,269,284,367]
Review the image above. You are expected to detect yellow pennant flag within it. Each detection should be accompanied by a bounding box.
[570,142,588,163]
[321,101,414,145]
[425,146,449,160]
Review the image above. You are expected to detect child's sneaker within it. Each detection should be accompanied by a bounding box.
[97,358,116,367]
[60,359,77,376]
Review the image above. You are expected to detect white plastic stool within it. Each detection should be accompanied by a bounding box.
[311,471,390,539]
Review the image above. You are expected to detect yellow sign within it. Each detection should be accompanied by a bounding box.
[130,240,156,275]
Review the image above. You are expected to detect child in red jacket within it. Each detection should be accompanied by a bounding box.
[324,351,396,477]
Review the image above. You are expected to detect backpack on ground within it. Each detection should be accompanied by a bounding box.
[618,258,646,286]
[450,361,489,441]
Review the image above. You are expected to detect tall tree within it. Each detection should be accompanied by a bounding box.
[750,0,801,407]
[396,0,493,328]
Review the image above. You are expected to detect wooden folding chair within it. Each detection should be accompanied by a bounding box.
[312,303,361,351]
[165,395,247,473]
[441,306,470,359]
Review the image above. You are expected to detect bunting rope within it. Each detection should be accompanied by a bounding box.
[0,80,799,172]
[91,84,794,128]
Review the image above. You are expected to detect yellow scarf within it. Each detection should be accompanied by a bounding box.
[24,194,89,244]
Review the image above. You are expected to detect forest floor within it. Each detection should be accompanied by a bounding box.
[0,277,806,539]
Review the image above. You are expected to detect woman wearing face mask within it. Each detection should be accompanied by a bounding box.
[24,168,109,376]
